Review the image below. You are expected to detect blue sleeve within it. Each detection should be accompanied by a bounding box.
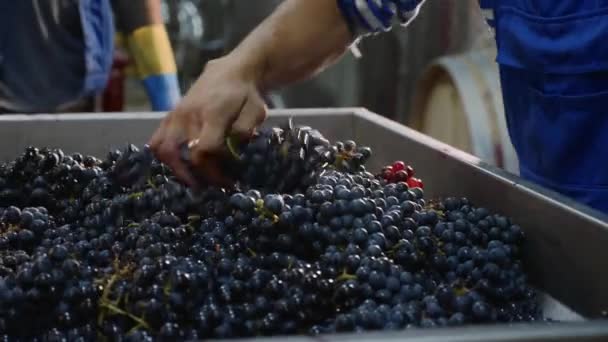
[79,0,115,96]
[337,0,426,37]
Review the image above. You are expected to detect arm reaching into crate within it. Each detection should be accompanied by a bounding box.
[112,0,181,111]
[149,0,427,185]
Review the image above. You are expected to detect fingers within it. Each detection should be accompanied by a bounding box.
[149,82,268,187]
[189,97,261,186]
[191,90,266,167]
[194,120,229,159]
[188,120,234,186]
[231,91,268,139]
[149,110,199,187]
[159,136,198,187]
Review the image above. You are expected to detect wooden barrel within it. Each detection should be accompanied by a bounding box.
[409,48,519,175]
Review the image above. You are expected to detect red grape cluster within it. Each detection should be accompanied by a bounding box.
[380,161,424,189]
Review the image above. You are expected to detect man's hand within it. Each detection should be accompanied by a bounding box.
[149,56,267,186]
[149,0,353,185]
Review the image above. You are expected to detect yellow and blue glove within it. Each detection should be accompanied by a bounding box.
[126,24,180,111]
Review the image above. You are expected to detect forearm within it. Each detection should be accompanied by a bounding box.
[225,0,354,91]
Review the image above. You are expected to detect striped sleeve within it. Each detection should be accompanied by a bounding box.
[337,0,427,37]
[478,0,496,33]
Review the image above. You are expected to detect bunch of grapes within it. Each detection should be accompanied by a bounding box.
[233,120,372,193]
[379,161,423,188]
[0,121,542,340]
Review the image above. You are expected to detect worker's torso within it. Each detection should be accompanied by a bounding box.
[0,0,114,113]
[481,1,608,213]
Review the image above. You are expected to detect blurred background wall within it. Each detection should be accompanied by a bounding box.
[126,0,488,124]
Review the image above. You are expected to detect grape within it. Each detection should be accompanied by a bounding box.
[0,122,543,340]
